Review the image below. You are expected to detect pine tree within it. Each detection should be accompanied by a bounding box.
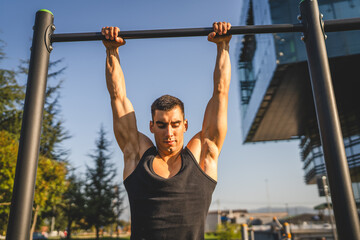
[85,126,121,240]
[113,182,125,238]
[0,41,25,136]
[0,39,70,234]
[62,170,86,240]
[17,57,70,238]
[18,59,70,161]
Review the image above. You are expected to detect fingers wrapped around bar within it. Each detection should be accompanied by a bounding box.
[208,22,232,44]
[102,26,126,49]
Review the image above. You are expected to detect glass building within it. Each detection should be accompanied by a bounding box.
[237,0,360,203]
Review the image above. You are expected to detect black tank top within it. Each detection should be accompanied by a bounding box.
[124,146,217,240]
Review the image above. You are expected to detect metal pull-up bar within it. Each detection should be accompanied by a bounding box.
[6,1,360,240]
[51,17,360,42]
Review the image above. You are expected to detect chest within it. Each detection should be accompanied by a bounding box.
[152,156,182,179]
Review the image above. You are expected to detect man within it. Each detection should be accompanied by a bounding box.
[102,22,231,239]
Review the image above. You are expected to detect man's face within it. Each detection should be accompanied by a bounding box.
[150,106,188,155]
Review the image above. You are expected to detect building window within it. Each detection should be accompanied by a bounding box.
[239,0,257,111]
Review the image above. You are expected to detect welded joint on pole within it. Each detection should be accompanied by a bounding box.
[320,13,327,40]
[298,14,307,41]
[299,12,327,41]
[45,24,56,52]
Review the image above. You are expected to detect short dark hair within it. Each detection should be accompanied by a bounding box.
[151,95,185,120]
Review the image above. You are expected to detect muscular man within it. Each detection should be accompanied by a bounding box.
[102,22,231,240]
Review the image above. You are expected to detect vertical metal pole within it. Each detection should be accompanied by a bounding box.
[283,222,291,240]
[249,228,254,240]
[299,0,360,239]
[322,176,338,240]
[241,224,249,240]
[6,9,54,240]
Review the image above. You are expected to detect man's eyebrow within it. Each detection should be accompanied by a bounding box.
[155,121,181,124]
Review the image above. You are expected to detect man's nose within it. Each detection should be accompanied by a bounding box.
[165,125,174,137]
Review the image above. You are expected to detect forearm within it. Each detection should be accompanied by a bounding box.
[213,42,231,97]
[105,47,138,152]
[201,41,230,149]
[105,48,127,100]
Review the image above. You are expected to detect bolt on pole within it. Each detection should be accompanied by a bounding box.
[299,0,360,239]
[6,10,54,240]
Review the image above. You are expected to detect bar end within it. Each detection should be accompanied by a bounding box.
[37,9,53,15]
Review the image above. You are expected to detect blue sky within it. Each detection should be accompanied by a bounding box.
[0,0,324,218]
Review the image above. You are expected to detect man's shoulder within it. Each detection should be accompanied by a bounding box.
[138,132,154,158]
[186,132,202,163]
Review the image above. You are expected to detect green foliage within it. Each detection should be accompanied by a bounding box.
[84,126,124,239]
[0,47,25,136]
[61,170,86,239]
[216,223,242,240]
[0,39,70,233]
[0,131,18,232]
[0,130,68,233]
[34,157,68,211]
[0,39,5,61]
[30,156,68,235]
[67,238,130,240]
[0,69,24,113]
[18,59,70,161]
[113,182,125,228]
[0,47,70,160]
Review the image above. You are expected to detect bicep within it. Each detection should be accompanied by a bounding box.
[112,98,154,159]
[201,95,228,152]
[111,97,140,153]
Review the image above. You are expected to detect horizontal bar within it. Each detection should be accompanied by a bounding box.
[51,24,303,42]
[324,18,360,32]
[51,17,360,43]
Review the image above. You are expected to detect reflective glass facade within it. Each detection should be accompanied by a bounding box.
[238,0,360,202]
[270,0,360,64]
[238,0,277,136]
[300,132,360,203]
[239,0,360,119]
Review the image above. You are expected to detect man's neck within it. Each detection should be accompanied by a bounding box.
[157,146,183,163]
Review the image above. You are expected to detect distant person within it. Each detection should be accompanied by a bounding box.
[102,21,232,239]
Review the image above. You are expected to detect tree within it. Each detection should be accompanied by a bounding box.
[30,157,68,240]
[113,182,125,238]
[16,56,70,235]
[0,41,24,137]
[0,39,70,236]
[61,170,86,240]
[0,131,18,232]
[0,45,70,159]
[84,126,122,240]
[0,41,70,160]
[18,59,70,161]
[0,42,24,231]
[0,132,68,237]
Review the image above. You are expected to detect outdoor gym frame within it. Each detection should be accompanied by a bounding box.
[6,0,360,239]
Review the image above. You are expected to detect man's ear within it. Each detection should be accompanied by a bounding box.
[150,121,154,133]
[184,119,188,132]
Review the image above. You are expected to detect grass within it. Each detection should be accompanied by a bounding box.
[47,233,219,240]
[54,235,217,240]
[62,238,130,240]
